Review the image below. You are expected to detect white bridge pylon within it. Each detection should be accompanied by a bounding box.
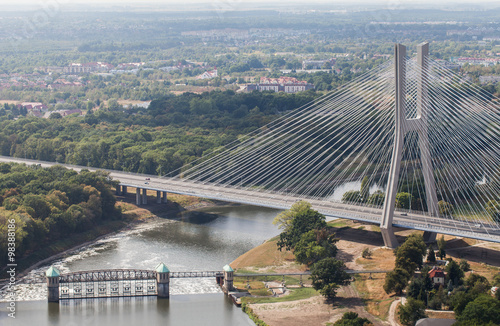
[381,43,439,247]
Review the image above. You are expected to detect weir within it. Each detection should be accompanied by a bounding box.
[45,264,227,302]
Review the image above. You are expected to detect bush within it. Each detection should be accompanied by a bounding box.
[362,248,372,259]
[398,298,427,326]
[310,258,351,300]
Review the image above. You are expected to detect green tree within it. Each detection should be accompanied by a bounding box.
[383,268,410,296]
[456,295,500,325]
[394,233,427,274]
[485,199,500,222]
[342,190,361,203]
[492,274,500,287]
[360,176,370,203]
[333,312,373,326]
[465,273,490,295]
[395,192,411,209]
[449,288,477,316]
[310,257,351,300]
[273,201,327,251]
[459,259,470,272]
[437,235,446,259]
[362,248,372,259]
[367,190,385,206]
[407,271,433,304]
[427,246,436,263]
[294,228,338,266]
[397,298,427,326]
[445,259,464,287]
[438,200,454,216]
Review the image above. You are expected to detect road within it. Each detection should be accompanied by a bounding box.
[1,156,499,243]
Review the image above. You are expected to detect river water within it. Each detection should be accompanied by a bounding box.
[1,205,282,326]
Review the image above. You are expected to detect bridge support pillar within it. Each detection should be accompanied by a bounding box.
[142,188,148,205]
[381,227,399,249]
[162,191,167,204]
[122,186,127,195]
[380,42,439,248]
[423,231,437,243]
[156,263,170,299]
[380,43,406,249]
[115,186,121,196]
[222,264,234,293]
[136,188,141,205]
[46,266,60,303]
[156,191,162,204]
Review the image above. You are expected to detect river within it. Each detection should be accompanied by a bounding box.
[1,205,282,326]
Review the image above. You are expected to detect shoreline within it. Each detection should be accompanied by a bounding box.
[0,194,229,282]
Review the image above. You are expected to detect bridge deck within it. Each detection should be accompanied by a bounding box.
[0,156,499,244]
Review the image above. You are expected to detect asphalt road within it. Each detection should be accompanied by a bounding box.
[1,156,499,243]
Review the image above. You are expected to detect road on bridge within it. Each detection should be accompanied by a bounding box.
[1,156,499,243]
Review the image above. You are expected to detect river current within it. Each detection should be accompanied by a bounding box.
[0,205,282,326]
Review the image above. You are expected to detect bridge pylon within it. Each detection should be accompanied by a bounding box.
[380,43,439,248]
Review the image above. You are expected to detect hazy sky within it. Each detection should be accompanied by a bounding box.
[6,0,500,4]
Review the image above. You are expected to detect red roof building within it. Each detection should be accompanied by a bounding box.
[428,267,446,287]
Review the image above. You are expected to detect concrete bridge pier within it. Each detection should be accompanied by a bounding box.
[156,191,162,204]
[142,189,148,205]
[46,266,60,302]
[156,263,170,298]
[423,231,437,243]
[222,264,234,294]
[136,188,141,205]
[115,186,121,196]
[122,186,127,195]
[162,191,167,203]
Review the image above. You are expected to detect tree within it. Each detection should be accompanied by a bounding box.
[362,248,372,259]
[427,246,436,263]
[273,201,327,251]
[464,273,490,295]
[397,298,427,326]
[367,190,385,206]
[438,200,454,216]
[407,272,433,304]
[395,192,411,209]
[333,312,373,326]
[459,259,470,272]
[360,176,370,203]
[384,268,410,296]
[485,199,500,222]
[492,274,500,287]
[437,235,446,259]
[449,287,477,316]
[49,112,62,119]
[294,228,338,266]
[310,257,351,300]
[394,233,427,274]
[445,259,464,287]
[456,295,500,325]
[342,190,362,203]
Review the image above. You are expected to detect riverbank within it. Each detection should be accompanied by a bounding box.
[0,188,219,280]
[230,219,500,326]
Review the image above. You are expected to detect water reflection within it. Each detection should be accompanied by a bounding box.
[1,205,281,326]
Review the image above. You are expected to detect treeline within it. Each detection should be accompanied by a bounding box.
[0,163,121,266]
[384,234,500,326]
[0,90,319,175]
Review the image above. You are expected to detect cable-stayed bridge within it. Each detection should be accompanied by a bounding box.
[1,43,499,247]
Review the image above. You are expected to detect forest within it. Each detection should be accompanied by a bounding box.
[0,163,120,266]
[0,90,319,175]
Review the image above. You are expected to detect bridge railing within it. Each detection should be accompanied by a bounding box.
[58,269,157,283]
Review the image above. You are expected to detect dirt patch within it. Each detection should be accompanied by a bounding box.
[232,238,297,270]
[233,218,500,326]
